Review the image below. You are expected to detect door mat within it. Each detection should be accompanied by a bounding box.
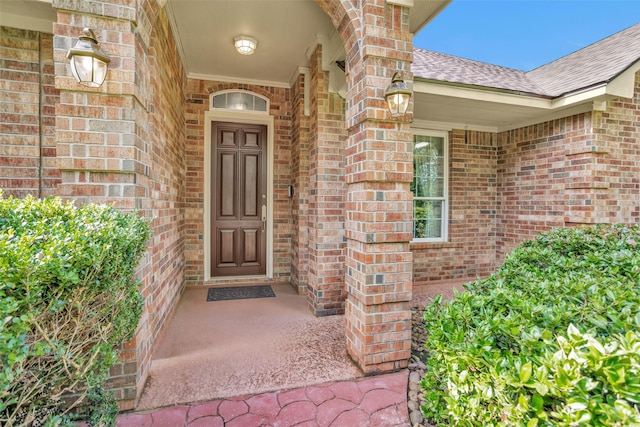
[207,285,275,302]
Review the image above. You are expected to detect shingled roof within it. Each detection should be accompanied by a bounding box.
[413,22,640,98]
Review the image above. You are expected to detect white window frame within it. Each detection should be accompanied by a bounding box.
[210,89,270,113]
[411,129,449,243]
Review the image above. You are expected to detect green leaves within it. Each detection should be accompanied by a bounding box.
[421,224,640,426]
[0,194,151,426]
[520,361,533,383]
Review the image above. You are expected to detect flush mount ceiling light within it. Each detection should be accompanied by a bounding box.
[234,36,257,55]
[384,72,412,116]
[66,28,111,88]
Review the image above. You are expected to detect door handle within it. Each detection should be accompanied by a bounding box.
[261,205,267,231]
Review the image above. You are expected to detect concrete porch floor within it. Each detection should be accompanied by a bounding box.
[136,284,364,410]
[121,280,468,426]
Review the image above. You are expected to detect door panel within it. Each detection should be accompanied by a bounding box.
[219,152,236,217]
[211,122,267,277]
[243,153,259,217]
[218,229,236,265]
[242,228,259,264]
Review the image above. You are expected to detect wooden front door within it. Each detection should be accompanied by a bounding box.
[211,122,267,277]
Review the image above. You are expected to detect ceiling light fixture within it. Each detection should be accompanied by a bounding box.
[66,28,111,88]
[234,36,257,55]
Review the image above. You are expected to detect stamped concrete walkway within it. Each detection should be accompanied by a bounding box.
[117,370,409,426]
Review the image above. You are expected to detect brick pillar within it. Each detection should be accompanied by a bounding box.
[291,72,311,294]
[307,44,348,316]
[342,2,414,373]
[52,0,152,410]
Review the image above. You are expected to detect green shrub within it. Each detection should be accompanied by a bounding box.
[421,225,640,426]
[0,194,151,426]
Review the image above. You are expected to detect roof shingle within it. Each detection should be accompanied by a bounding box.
[413,22,640,98]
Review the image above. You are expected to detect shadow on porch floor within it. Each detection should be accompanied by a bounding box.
[136,284,363,411]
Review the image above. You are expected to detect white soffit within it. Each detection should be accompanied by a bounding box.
[413,71,638,132]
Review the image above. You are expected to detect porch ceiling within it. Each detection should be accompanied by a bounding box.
[166,0,450,86]
[0,0,451,88]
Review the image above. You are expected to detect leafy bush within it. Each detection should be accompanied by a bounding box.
[0,194,151,426]
[421,225,640,426]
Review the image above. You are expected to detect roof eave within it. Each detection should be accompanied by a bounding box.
[408,0,453,34]
[412,75,638,132]
[414,78,554,108]
[603,59,640,98]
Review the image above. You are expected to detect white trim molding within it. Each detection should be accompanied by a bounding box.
[204,109,275,281]
[387,0,414,7]
[189,73,291,89]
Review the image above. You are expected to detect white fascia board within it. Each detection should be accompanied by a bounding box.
[605,61,640,98]
[549,85,609,109]
[415,79,632,114]
[414,81,553,109]
[188,73,290,89]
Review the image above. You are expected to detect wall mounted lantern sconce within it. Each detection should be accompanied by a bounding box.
[384,72,412,116]
[67,28,111,88]
[234,36,258,55]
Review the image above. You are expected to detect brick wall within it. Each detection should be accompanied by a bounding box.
[184,79,293,285]
[134,4,187,403]
[496,117,586,260]
[412,129,497,285]
[590,71,640,223]
[496,70,640,263]
[1,27,61,198]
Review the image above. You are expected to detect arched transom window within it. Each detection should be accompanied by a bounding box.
[210,90,269,113]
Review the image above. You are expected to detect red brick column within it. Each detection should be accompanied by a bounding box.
[306,44,348,316]
[291,73,312,294]
[341,2,414,373]
[52,0,154,410]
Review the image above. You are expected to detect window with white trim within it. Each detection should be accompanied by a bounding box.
[412,131,448,241]
[210,90,268,112]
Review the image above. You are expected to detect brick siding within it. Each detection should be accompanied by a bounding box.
[306,44,347,316]
[496,72,640,262]
[412,72,640,286]
[1,27,61,198]
[412,129,498,285]
[51,1,187,409]
[290,73,311,294]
